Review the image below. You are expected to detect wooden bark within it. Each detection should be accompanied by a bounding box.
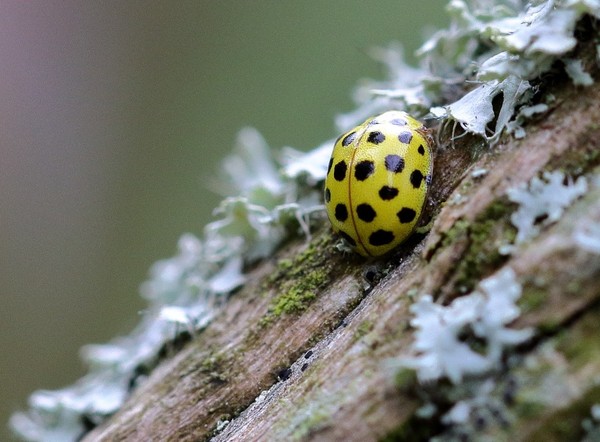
[85,42,600,441]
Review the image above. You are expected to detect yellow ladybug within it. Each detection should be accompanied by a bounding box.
[324,111,433,257]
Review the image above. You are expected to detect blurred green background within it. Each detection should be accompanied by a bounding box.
[0,2,446,440]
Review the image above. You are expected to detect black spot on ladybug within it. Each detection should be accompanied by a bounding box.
[342,131,356,147]
[367,131,385,144]
[398,131,413,144]
[338,230,357,247]
[324,188,331,203]
[390,118,407,126]
[379,185,399,200]
[410,170,424,188]
[369,230,395,246]
[335,203,348,222]
[301,363,309,372]
[385,154,404,173]
[418,144,425,155]
[355,160,375,181]
[356,203,376,222]
[397,207,416,223]
[327,157,333,175]
[304,350,313,359]
[334,160,347,181]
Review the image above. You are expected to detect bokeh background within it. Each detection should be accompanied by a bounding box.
[0,2,446,440]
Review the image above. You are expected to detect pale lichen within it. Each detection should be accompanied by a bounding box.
[507,171,588,244]
[397,267,532,384]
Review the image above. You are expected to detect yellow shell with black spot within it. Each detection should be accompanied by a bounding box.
[324,111,433,257]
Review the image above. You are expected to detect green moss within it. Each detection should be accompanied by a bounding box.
[405,287,419,301]
[518,287,547,313]
[512,305,600,439]
[279,257,294,269]
[199,351,229,384]
[270,277,320,316]
[550,130,600,177]
[460,179,473,192]
[270,375,341,441]
[261,233,336,324]
[394,368,417,393]
[525,386,600,442]
[442,200,515,293]
[267,232,334,283]
[536,318,564,334]
[566,279,582,295]
[290,408,331,440]
[555,306,600,371]
[440,219,470,249]
[379,413,441,442]
[514,400,547,420]
[486,198,514,220]
[354,320,375,340]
